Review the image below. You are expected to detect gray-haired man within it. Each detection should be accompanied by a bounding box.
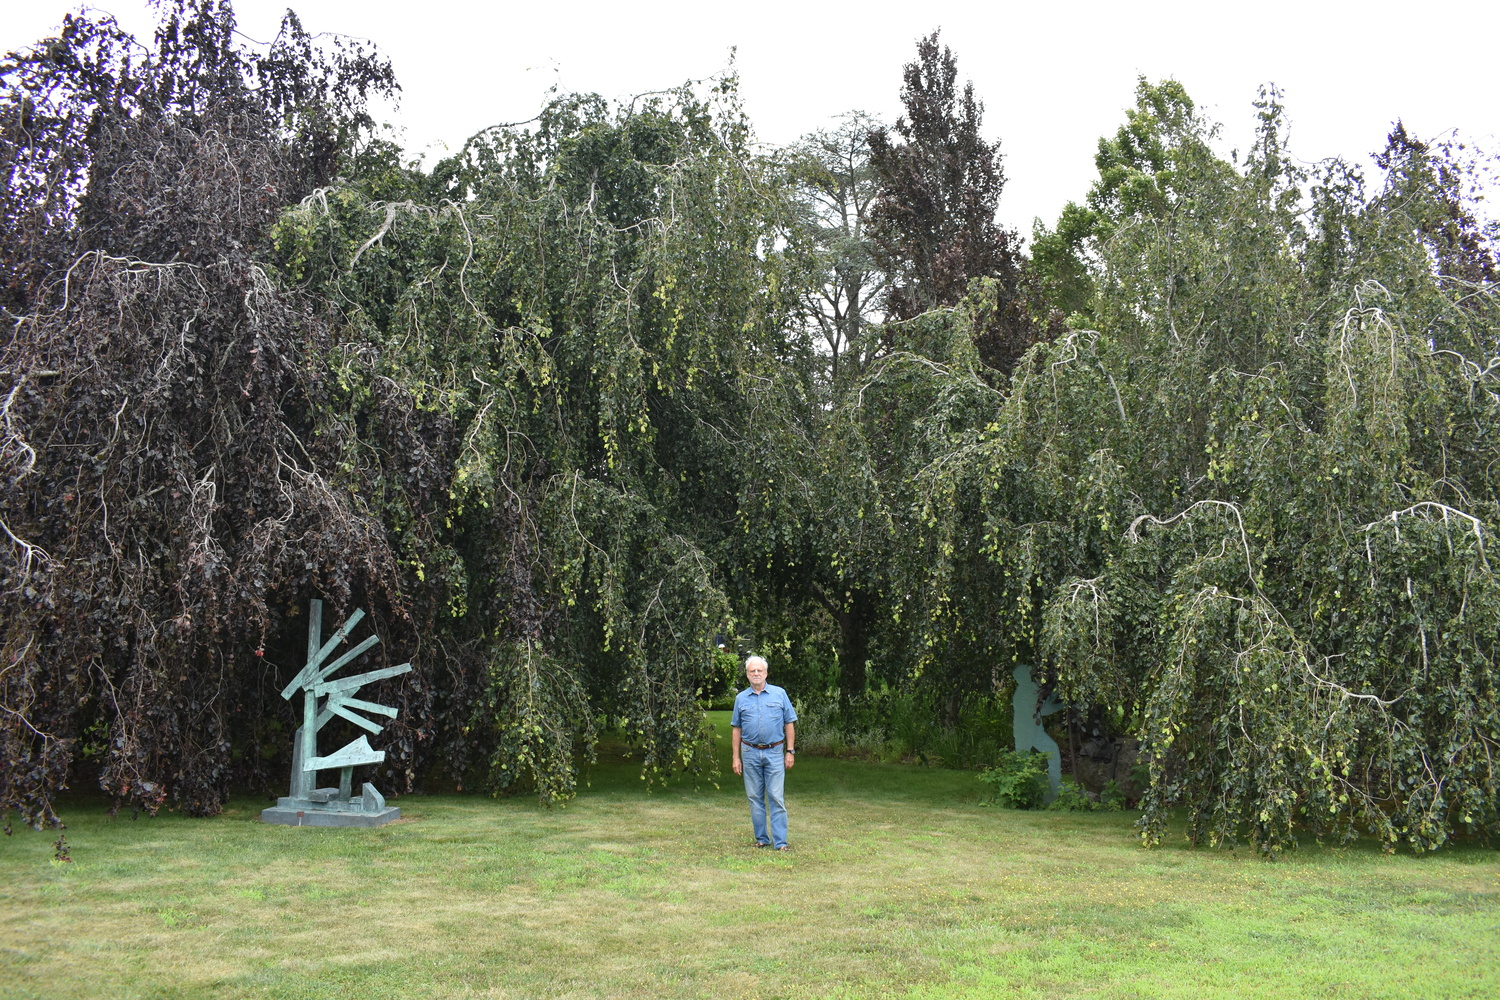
[730,655,797,849]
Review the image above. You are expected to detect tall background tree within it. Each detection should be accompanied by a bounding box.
[784,113,887,392]
[731,34,1044,725]
[867,31,1045,377]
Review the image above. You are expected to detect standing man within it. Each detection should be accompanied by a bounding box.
[731,655,797,850]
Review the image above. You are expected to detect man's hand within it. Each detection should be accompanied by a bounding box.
[785,752,795,770]
[732,756,742,776]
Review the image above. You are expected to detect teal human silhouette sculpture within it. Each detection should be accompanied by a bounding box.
[1012,664,1064,803]
[261,600,410,827]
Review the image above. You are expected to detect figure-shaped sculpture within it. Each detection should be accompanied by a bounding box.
[1012,664,1064,804]
[261,600,411,827]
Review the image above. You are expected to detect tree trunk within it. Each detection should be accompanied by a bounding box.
[1066,705,1079,779]
[836,596,870,702]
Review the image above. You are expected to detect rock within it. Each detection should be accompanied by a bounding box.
[1074,737,1143,803]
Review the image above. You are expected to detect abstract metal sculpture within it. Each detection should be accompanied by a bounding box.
[260,600,411,827]
[1012,664,1064,804]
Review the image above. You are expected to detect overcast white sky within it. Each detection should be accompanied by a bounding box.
[6,1,1498,237]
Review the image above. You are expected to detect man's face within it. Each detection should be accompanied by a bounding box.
[745,659,768,689]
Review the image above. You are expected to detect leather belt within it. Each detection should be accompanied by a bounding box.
[742,740,785,749]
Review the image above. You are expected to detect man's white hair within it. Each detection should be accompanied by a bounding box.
[745,655,768,671]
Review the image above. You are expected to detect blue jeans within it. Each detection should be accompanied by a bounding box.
[742,745,788,848]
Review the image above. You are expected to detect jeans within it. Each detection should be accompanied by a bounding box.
[741,744,788,848]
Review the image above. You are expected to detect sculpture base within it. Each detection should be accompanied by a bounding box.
[261,789,400,827]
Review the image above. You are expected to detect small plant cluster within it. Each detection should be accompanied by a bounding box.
[1047,778,1127,813]
[979,751,1129,811]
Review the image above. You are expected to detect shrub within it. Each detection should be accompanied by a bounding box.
[1099,779,1127,811]
[978,749,1050,809]
[1047,780,1097,812]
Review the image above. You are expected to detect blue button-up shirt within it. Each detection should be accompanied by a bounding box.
[730,684,797,745]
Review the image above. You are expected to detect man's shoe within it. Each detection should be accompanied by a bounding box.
[775,845,791,851]
[753,841,771,848]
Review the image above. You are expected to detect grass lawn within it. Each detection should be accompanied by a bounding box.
[4,711,1498,999]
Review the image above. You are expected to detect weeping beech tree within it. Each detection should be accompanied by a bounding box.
[0,1,404,828]
[264,83,793,802]
[916,81,1500,854]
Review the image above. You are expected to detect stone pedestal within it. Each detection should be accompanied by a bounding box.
[260,781,400,827]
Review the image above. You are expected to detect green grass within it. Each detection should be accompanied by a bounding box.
[4,712,1498,999]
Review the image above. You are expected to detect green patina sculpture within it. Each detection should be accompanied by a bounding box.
[260,600,410,827]
[1012,664,1064,804]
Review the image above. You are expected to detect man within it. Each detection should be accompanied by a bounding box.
[730,655,797,850]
